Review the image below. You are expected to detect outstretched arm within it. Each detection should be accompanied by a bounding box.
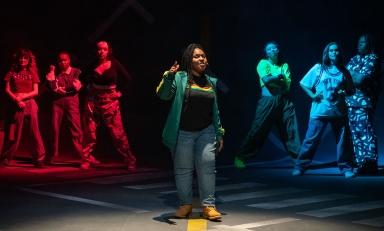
[156,61,179,100]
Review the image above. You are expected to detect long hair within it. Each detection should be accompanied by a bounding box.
[10,48,38,74]
[322,42,344,68]
[180,43,210,111]
[95,41,115,60]
[360,34,375,54]
[180,43,205,80]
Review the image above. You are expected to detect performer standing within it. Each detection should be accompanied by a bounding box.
[0,49,46,168]
[234,41,301,169]
[44,52,99,165]
[79,41,136,170]
[293,42,356,178]
[156,44,224,220]
[345,34,381,174]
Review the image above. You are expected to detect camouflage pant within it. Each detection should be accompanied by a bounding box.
[82,90,136,163]
[347,107,378,165]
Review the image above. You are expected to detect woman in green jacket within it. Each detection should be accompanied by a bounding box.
[156,43,224,220]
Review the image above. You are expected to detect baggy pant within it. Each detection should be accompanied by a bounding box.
[82,90,136,164]
[347,107,378,166]
[237,93,301,160]
[47,95,83,157]
[294,117,354,174]
[0,99,45,162]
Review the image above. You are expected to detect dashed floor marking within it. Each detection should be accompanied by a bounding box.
[247,193,355,209]
[18,187,149,213]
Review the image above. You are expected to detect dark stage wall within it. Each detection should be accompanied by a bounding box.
[0,0,384,167]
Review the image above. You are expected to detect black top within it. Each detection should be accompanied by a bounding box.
[85,59,132,91]
[179,75,215,131]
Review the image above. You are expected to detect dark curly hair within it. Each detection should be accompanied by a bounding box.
[11,49,38,74]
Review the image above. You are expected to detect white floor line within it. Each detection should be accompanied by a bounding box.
[18,187,149,213]
[27,167,79,173]
[207,218,300,231]
[247,193,355,209]
[298,200,384,218]
[158,178,231,194]
[123,181,175,189]
[219,187,307,202]
[59,169,130,179]
[352,216,384,227]
[216,182,265,191]
[87,171,174,184]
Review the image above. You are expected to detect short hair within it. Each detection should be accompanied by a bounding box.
[58,51,70,57]
[359,34,375,54]
[322,42,344,68]
[263,41,279,57]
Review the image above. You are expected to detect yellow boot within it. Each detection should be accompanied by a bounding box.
[203,206,222,220]
[174,204,192,218]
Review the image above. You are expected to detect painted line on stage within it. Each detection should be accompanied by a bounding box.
[219,188,307,202]
[187,212,206,231]
[18,187,149,213]
[27,169,169,187]
[298,200,384,218]
[247,193,355,209]
[207,218,299,230]
[216,182,265,191]
[353,216,384,227]
[126,177,230,190]
[60,167,158,179]
[27,167,80,173]
[123,181,176,189]
[159,178,230,194]
[87,171,174,184]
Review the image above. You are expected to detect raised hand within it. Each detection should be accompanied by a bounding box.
[46,65,56,81]
[169,61,179,74]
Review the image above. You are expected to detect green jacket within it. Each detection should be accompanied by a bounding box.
[156,71,224,149]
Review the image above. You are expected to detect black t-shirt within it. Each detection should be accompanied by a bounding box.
[179,75,214,131]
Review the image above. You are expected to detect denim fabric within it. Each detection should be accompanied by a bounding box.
[294,117,354,174]
[47,95,82,157]
[173,124,217,206]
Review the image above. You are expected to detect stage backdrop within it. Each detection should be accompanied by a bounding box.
[0,0,383,168]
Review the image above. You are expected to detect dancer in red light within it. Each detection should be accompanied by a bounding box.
[0,49,46,168]
[79,41,136,171]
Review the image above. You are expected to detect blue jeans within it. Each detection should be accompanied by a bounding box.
[172,124,217,206]
[294,117,354,174]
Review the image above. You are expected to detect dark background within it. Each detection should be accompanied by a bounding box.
[1,0,384,168]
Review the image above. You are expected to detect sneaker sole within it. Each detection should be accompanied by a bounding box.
[174,212,191,219]
[203,215,222,220]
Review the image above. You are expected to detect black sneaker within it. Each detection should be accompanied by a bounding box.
[357,161,378,175]
[34,161,45,169]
